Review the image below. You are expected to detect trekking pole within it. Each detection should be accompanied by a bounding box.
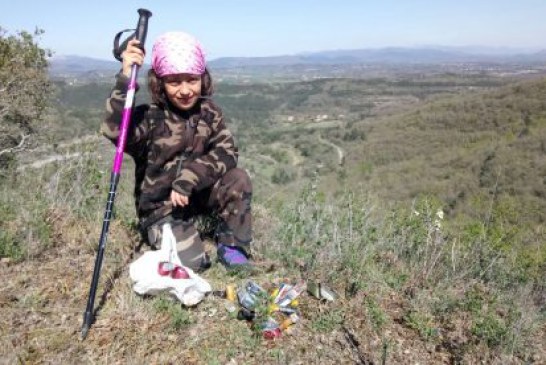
[81,8,152,340]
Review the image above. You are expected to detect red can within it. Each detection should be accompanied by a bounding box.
[263,328,282,340]
[171,266,190,279]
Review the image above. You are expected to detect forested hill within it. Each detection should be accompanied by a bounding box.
[347,76,546,237]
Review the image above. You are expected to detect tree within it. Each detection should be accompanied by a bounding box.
[0,27,51,167]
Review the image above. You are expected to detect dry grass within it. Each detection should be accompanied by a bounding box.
[1,190,544,364]
[0,226,450,364]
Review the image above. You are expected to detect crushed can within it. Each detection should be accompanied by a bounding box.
[276,280,306,306]
[237,308,256,321]
[280,313,301,331]
[279,306,297,315]
[237,281,265,310]
[171,266,189,279]
[263,327,282,340]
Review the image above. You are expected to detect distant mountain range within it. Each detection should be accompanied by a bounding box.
[210,47,546,68]
[49,46,546,77]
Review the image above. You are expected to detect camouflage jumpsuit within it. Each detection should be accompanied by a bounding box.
[102,73,252,270]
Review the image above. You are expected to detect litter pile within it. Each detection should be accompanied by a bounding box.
[217,280,335,340]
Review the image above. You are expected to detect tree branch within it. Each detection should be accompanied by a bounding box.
[0,132,30,156]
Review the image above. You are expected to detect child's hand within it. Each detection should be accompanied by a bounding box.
[170,190,189,207]
[121,39,145,77]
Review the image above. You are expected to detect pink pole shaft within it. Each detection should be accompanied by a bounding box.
[112,64,139,173]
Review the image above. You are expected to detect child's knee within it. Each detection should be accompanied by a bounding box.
[224,168,252,192]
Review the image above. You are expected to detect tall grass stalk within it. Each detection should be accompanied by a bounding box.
[266,179,544,357]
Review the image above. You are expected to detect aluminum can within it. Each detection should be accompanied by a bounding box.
[158,261,175,276]
[171,266,189,279]
[263,327,282,340]
[226,284,237,302]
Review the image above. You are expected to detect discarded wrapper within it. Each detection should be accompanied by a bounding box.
[307,281,336,301]
[274,280,306,306]
[319,286,336,301]
[224,301,237,313]
[260,317,282,339]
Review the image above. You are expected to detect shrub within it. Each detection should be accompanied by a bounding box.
[0,202,24,260]
[0,27,51,160]
[271,166,295,185]
[153,295,194,330]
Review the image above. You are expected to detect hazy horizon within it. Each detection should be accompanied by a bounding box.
[4,0,546,61]
[49,44,546,63]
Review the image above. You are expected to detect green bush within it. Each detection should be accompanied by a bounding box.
[0,181,52,260]
[471,313,509,348]
[310,308,345,332]
[365,296,387,330]
[0,27,51,159]
[271,166,295,185]
[153,295,194,330]
[0,229,23,260]
[404,310,438,341]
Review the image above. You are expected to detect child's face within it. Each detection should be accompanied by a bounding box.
[163,73,202,111]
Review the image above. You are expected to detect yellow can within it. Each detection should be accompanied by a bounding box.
[270,287,280,300]
[267,303,280,314]
[226,284,237,302]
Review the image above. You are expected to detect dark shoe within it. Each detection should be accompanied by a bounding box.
[197,252,212,272]
[217,244,249,268]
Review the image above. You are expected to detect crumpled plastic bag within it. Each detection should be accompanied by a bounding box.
[129,222,211,306]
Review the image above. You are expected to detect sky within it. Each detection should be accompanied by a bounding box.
[2,0,546,61]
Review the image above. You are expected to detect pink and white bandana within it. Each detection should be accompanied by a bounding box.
[151,32,206,77]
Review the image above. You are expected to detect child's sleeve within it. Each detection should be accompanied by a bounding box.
[172,104,238,196]
[101,72,151,158]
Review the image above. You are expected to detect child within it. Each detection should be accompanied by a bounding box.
[102,32,252,271]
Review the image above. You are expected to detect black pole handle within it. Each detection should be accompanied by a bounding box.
[112,8,152,61]
[135,8,152,46]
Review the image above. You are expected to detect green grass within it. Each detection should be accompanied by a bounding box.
[152,295,194,331]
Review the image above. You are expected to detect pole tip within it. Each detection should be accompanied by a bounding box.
[80,324,89,340]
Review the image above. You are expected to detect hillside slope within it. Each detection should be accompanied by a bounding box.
[2,71,545,364]
[341,77,546,230]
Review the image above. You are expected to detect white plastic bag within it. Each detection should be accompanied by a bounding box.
[129,223,211,306]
